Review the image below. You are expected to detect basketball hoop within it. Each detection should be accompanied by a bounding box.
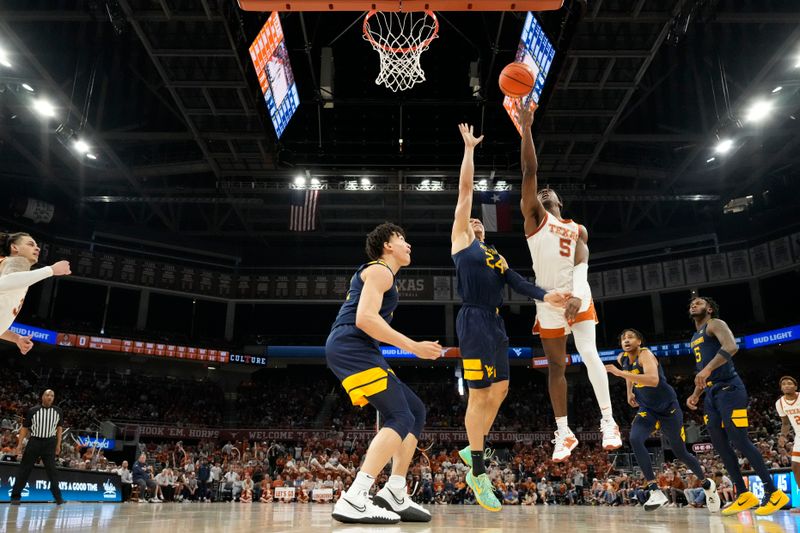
[362,10,439,92]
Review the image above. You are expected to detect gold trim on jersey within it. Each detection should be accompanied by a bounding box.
[341,367,395,407]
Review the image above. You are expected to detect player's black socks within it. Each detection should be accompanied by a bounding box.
[647,482,658,491]
[471,450,486,475]
[701,479,711,490]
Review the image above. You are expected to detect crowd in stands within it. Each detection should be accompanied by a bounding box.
[0,352,796,509]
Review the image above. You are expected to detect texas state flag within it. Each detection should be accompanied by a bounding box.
[480,191,511,232]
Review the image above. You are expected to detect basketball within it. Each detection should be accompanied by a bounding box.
[499,62,535,98]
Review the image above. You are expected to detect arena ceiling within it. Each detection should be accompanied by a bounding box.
[1,0,799,265]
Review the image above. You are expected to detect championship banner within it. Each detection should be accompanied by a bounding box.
[0,463,121,503]
[237,275,254,299]
[271,275,290,298]
[602,269,622,297]
[749,243,771,275]
[433,276,451,301]
[769,237,792,270]
[76,250,95,277]
[218,273,233,298]
[118,257,139,284]
[705,254,729,282]
[159,263,178,290]
[179,266,197,292]
[684,257,706,284]
[331,275,349,300]
[96,254,118,281]
[622,266,643,294]
[139,259,158,287]
[663,260,685,288]
[254,275,270,298]
[292,275,309,298]
[312,275,329,298]
[642,263,664,290]
[587,272,603,298]
[727,250,751,278]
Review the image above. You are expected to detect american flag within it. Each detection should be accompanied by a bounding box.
[289,189,319,231]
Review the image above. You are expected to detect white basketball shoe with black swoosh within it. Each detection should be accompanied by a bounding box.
[374,484,432,522]
[332,490,401,524]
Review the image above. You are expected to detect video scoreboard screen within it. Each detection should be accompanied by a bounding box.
[248,12,300,138]
[504,12,556,134]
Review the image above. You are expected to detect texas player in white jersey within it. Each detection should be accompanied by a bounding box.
[776,375,800,504]
[517,106,621,462]
[0,232,71,355]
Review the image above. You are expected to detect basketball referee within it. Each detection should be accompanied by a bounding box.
[11,389,64,504]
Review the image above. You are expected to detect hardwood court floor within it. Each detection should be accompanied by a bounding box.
[0,502,797,533]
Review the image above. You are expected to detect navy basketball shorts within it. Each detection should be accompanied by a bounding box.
[703,377,750,431]
[632,400,686,442]
[456,305,509,389]
[326,325,393,407]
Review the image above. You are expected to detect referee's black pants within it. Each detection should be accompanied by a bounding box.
[11,437,63,502]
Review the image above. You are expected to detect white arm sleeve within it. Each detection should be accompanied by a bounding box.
[572,262,591,302]
[0,267,53,293]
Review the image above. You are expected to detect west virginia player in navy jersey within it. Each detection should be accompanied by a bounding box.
[326,222,441,524]
[685,296,788,516]
[450,124,568,512]
[606,329,720,512]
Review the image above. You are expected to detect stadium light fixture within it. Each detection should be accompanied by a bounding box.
[294,176,306,188]
[0,48,10,68]
[744,100,773,123]
[360,178,371,186]
[86,153,98,160]
[772,86,783,93]
[73,139,90,154]
[21,83,34,92]
[310,178,320,187]
[32,98,56,118]
[714,139,734,154]
[706,157,716,163]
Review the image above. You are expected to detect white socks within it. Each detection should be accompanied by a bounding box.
[387,475,407,491]
[349,471,375,496]
[571,320,613,421]
[556,416,569,433]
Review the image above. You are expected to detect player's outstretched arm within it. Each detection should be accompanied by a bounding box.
[452,124,483,254]
[504,267,569,307]
[519,105,546,235]
[693,318,739,388]
[0,331,33,355]
[355,265,442,360]
[0,260,71,293]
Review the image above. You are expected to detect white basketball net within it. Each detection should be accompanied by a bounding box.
[363,10,439,92]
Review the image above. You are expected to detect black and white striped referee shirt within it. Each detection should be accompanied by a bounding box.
[24,405,63,438]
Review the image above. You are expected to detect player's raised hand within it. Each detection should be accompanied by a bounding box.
[458,123,484,149]
[412,340,443,360]
[544,290,571,308]
[564,297,581,321]
[50,260,71,276]
[516,100,537,129]
[16,334,33,355]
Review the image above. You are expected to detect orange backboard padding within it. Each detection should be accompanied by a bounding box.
[239,0,563,11]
